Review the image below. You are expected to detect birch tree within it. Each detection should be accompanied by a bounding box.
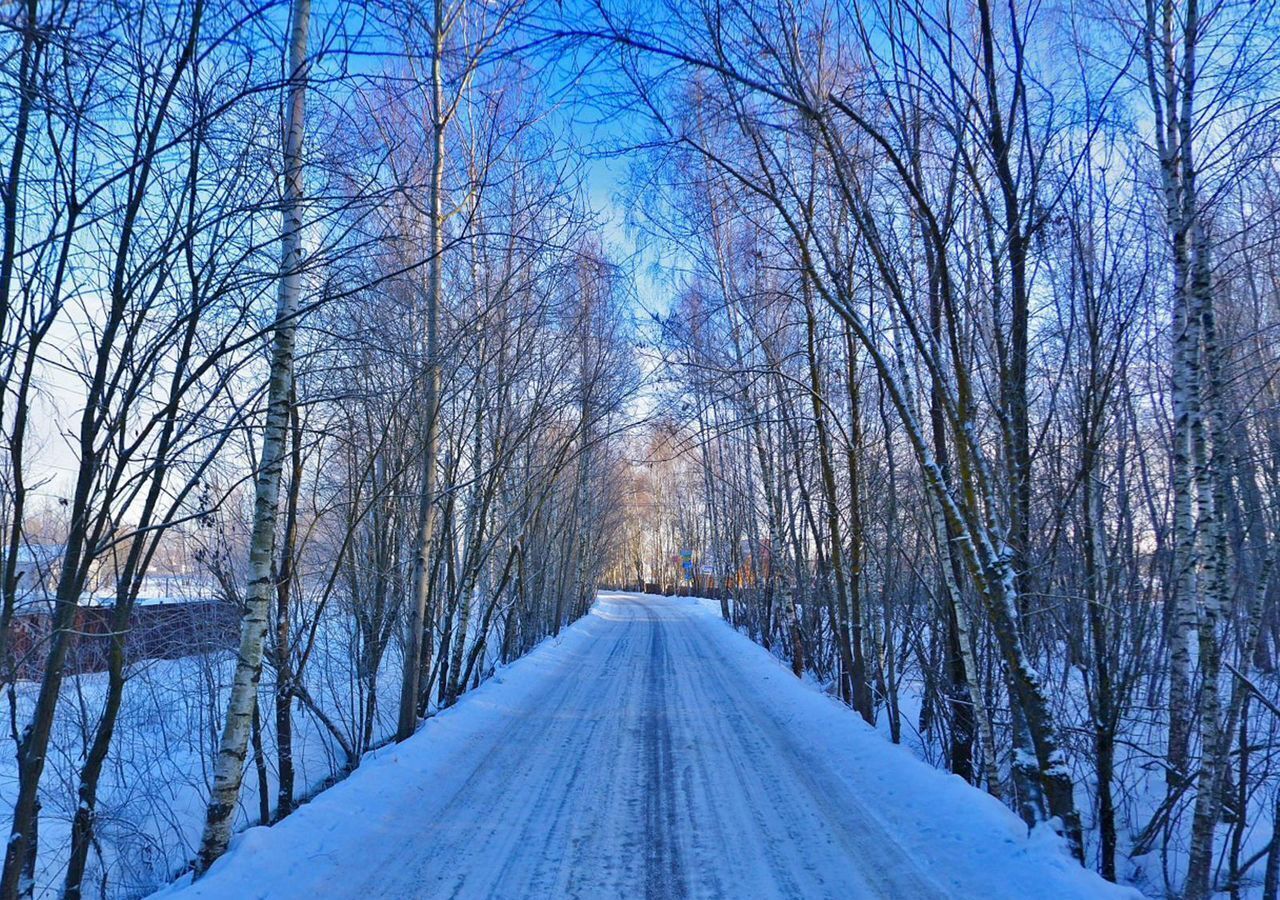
[196,0,312,873]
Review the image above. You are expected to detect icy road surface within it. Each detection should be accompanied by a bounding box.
[162,592,1138,899]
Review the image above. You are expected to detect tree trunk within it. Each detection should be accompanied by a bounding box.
[1185,223,1229,900]
[195,0,309,872]
[838,325,874,722]
[273,399,304,820]
[398,0,445,741]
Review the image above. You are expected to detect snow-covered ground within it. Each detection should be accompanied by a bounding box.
[0,606,404,898]
[160,592,1140,899]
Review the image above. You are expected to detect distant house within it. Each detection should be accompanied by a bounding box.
[5,541,68,601]
[3,545,238,680]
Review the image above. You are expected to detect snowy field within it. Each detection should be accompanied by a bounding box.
[0,608,406,898]
[159,592,1138,899]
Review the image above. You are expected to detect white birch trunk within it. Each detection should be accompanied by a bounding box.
[195,0,310,873]
[397,0,445,741]
[1185,222,1229,900]
[1142,0,1203,786]
[928,492,1003,800]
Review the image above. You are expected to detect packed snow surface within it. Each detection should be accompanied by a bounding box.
[159,592,1141,899]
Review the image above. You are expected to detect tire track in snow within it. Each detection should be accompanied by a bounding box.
[348,614,640,898]
[641,604,687,900]
[683,615,949,898]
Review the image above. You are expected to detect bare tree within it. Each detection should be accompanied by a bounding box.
[197,0,312,873]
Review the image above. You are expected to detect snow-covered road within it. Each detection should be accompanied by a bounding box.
[162,592,1138,899]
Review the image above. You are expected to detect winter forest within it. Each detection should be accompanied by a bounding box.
[0,0,1278,897]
